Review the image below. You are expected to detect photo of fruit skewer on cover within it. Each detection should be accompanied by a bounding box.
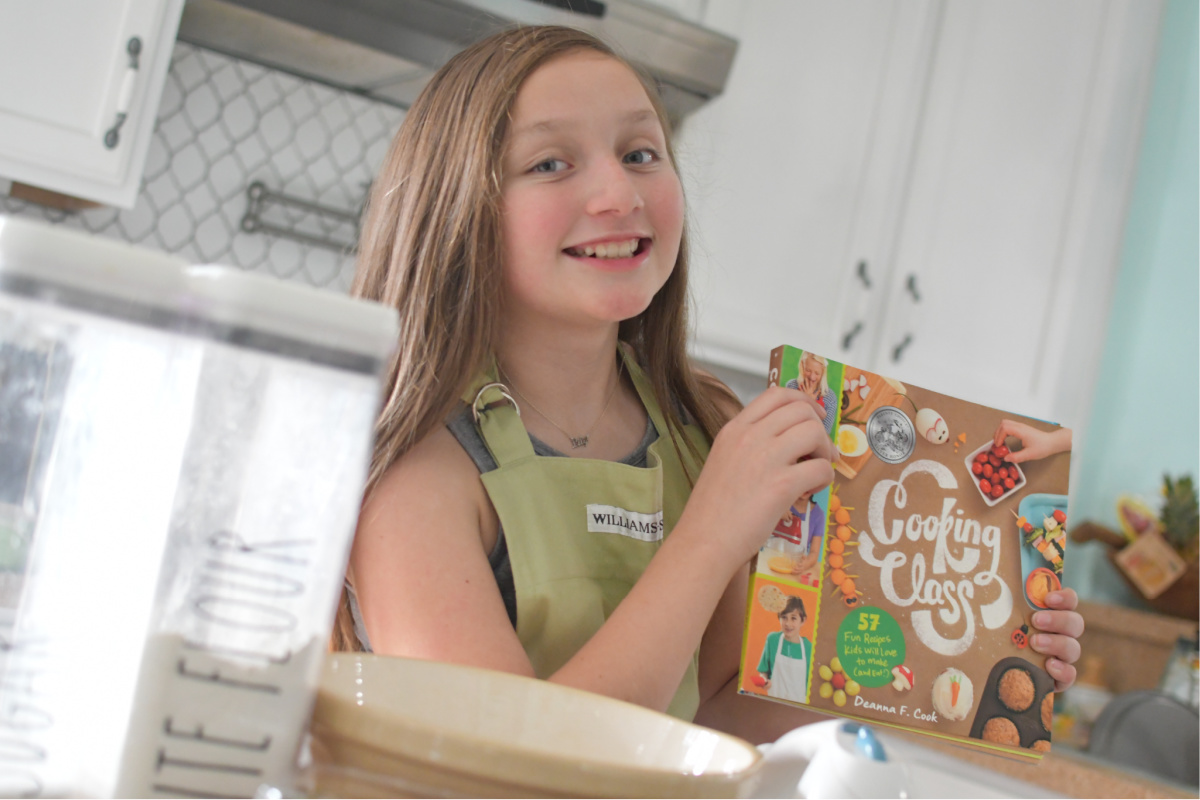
[1016,494,1070,609]
[1016,508,1067,575]
[825,487,862,607]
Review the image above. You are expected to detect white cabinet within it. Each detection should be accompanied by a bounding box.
[0,0,185,209]
[680,0,938,374]
[680,0,1161,428]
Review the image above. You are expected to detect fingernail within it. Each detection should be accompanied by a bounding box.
[1033,611,1050,627]
[1044,592,1062,606]
[1032,634,1050,650]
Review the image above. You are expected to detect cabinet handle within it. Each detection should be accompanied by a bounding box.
[905,274,921,302]
[104,37,142,149]
[892,334,913,362]
[527,0,606,16]
[841,321,864,351]
[856,260,872,289]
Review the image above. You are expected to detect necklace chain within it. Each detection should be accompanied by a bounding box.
[500,360,623,449]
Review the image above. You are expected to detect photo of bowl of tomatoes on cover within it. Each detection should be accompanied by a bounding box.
[964,441,1025,507]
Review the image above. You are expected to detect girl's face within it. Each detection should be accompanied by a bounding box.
[499,50,684,330]
[779,609,804,639]
[803,358,824,387]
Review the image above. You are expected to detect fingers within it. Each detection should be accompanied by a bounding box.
[1043,588,1080,613]
[1031,598,1084,692]
[776,404,835,453]
[1045,657,1077,693]
[789,454,835,500]
[993,419,1024,449]
[731,389,833,465]
[1030,630,1081,692]
[1030,627,1081,662]
[808,386,828,419]
[993,420,1012,448]
[1032,605,1084,640]
[741,385,816,424]
[699,385,836,558]
[744,384,827,427]
[1004,449,1034,465]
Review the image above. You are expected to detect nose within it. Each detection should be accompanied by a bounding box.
[584,156,643,217]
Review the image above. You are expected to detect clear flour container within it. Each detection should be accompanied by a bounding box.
[0,215,397,798]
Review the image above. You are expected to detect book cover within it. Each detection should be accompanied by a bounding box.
[740,345,1071,760]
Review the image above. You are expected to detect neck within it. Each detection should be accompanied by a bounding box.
[498,325,621,401]
[495,323,633,452]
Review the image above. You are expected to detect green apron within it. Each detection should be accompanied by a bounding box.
[464,346,709,721]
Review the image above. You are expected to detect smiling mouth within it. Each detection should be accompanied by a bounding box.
[564,238,647,259]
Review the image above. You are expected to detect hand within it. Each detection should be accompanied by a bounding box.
[1029,588,1084,691]
[993,420,1072,464]
[687,386,835,563]
[792,552,818,576]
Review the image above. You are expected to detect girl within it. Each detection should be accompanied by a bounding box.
[335,25,1084,744]
[786,352,836,435]
[771,487,824,584]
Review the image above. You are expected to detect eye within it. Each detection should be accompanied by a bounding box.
[623,148,660,166]
[531,158,569,174]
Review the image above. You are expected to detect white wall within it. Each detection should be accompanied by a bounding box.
[1067,0,1199,607]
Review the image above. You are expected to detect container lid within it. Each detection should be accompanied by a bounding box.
[0,215,398,370]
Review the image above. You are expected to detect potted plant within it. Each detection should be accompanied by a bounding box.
[1073,475,1199,620]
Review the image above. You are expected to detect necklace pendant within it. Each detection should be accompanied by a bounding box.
[569,435,589,449]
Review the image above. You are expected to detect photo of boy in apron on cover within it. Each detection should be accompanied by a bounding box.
[756,595,813,703]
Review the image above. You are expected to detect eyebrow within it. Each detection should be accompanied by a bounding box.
[508,108,660,142]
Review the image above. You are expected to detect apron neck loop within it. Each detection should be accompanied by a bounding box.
[470,357,536,466]
[469,345,673,469]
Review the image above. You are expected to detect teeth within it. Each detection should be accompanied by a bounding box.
[570,238,640,258]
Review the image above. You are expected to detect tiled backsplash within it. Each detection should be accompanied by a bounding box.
[0,42,406,292]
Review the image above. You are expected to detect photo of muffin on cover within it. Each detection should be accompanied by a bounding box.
[969,658,1056,752]
[998,665,1036,713]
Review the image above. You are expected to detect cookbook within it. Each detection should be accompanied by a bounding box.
[739,345,1071,760]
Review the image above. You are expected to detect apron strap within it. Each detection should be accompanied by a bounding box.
[466,360,537,467]
[466,345,673,469]
[620,344,671,440]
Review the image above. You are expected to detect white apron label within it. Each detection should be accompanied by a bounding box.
[586,504,664,542]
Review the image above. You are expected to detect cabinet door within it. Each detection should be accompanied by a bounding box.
[0,0,184,208]
[637,0,708,22]
[871,0,1160,425]
[679,0,939,375]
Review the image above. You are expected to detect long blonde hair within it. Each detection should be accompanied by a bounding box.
[801,353,830,399]
[332,25,739,651]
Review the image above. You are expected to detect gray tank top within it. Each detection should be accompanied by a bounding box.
[347,403,658,651]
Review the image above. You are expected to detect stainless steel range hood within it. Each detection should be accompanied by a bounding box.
[177,0,738,125]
